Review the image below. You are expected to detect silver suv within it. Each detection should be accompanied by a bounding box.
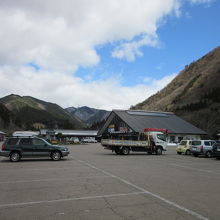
[190,140,215,158]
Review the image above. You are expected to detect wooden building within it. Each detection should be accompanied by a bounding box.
[98,110,207,143]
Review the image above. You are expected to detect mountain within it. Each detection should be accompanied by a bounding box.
[132,46,220,137]
[0,102,17,131]
[0,94,109,131]
[66,106,110,126]
[0,94,84,130]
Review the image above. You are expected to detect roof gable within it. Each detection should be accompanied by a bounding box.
[98,110,207,135]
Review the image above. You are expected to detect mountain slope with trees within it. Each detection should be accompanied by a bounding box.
[0,94,84,130]
[0,95,110,132]
[0,102,17,131]
[132,46,220,137]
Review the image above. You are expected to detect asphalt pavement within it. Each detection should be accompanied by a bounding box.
[0,144,219,220]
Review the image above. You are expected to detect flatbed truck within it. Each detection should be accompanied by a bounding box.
[101,128,167,155]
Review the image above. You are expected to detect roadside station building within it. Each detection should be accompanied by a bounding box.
[98,110,207,143]
[40,129,98,141]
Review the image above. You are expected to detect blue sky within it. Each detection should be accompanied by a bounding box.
[77,0,220,87]
[0,0,219,110]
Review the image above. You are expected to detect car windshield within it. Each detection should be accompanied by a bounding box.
[211,141,216,145]
[43,139,51,145]
[191,141,201,145]
[180,140,187,145]
[157,134,166,141]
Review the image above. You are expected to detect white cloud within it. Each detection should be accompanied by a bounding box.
[0,66,176,110]
[112,34,159,61]
[0,0,212,110]
[0,0,212,68]
[0,0,181,70]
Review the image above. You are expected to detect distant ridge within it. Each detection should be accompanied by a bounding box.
[0,94,110,131]
[0,94,84,130]
[66,106,110,126]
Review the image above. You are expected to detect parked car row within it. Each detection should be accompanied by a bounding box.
[81,137,97,143]
[47,137,98,144]
[63,137,97,144]
[176,140,220,159]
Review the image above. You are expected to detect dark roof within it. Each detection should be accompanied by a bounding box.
[98,110,207,135]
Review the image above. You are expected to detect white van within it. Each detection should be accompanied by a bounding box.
[190,140,215,158]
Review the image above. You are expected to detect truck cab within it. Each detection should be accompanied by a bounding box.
[147,131,167,151]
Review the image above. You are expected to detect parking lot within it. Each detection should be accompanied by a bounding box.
[0,143,219,220]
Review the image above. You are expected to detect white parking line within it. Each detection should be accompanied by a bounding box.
[0,175,111,184]
[171,164,220,175]
[0,192,145,208]
[0,166,89,172]
[0,158,210,220]
[76,159,209,220]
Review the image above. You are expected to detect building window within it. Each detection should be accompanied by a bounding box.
[178,137,183,143]
[170,136,175,143]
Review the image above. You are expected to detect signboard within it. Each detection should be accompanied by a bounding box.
[119,127,128,132]
[144,128,168,134]
[108,128,115,133]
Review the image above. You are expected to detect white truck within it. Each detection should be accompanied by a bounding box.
[101,128,167,155]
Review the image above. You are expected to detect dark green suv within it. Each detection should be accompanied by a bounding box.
[0,137,69,162]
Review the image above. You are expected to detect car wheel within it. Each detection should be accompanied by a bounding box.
[10,152,21,162]
[185,150,190,155]
[115,148,121,155]
[177,152,182,155]
[156,147,163,155]
[205,151,212,158]
[120,147,130,155]
[51,151,61,161]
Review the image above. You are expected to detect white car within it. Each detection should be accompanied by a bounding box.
[81,137,97,143]
[67,137,80,144]
[72,137,80,143]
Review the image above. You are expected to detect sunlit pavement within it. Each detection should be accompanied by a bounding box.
[0,144,219,220]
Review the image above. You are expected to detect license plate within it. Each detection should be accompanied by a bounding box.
[192,147,197,150]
